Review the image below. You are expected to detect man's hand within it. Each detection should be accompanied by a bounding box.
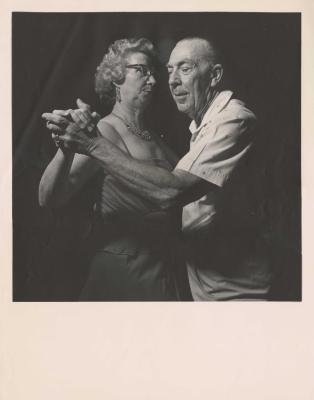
[42,98,100,153]
[50,123,96,155]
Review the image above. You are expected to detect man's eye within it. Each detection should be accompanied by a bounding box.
[167,68,173,75]
[180,66,193,74]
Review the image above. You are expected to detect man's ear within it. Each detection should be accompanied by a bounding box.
[210,64,223,87]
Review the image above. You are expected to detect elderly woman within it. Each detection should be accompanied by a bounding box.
[40,38,185,301]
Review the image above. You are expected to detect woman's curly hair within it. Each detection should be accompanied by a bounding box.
[95,38,157,106]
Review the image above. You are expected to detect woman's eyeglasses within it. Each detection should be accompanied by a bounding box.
[126,64,158,78]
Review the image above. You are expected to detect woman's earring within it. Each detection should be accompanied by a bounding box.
[116,87,121,102]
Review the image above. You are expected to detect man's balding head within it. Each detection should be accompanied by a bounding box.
[167,37,223,121]
[175,37,220,66]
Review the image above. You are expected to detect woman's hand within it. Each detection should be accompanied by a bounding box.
[42,99,100,153]
[69,99,100,135]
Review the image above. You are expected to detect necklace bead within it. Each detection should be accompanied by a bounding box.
[112,112,152,141]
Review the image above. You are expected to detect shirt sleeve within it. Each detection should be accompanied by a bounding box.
[175,110,256,187]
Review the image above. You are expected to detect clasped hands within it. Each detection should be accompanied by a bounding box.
[42,98,100,154]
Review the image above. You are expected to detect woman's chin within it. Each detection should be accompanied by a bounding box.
[141,93,154,106]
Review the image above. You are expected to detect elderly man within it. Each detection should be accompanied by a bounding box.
[43,37,272,300]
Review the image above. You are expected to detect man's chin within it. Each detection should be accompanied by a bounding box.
[175,102,190,114]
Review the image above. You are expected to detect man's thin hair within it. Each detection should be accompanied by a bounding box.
[178,36,222,65]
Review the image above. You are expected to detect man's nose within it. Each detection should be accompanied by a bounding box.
[168,69,180,87]
[147,74,156,86]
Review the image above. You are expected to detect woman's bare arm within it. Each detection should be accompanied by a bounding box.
[39,111,128,209]
[38,148,100,208]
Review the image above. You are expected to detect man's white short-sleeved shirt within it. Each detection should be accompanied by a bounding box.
[175,91,271,300]
[176,90,256,233]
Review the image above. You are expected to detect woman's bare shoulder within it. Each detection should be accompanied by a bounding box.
[97,116,125,147]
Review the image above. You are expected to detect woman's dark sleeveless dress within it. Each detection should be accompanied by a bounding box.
[79,158,184,301]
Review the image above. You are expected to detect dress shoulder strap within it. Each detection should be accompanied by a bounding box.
[97,119,132,157]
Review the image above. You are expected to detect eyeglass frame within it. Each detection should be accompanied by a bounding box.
[125,64,158,78]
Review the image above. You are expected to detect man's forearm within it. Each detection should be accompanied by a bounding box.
[85,136,183,209]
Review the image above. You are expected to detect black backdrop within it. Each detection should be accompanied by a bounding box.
[12,12,301,301]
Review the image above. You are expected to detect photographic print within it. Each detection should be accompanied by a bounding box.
[12,12,301,302]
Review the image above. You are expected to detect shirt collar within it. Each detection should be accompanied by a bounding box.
[189,90,233,141]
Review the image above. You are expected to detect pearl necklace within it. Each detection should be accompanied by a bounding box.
[111,112,152,141]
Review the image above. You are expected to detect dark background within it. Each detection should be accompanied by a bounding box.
[12,12,301,301]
